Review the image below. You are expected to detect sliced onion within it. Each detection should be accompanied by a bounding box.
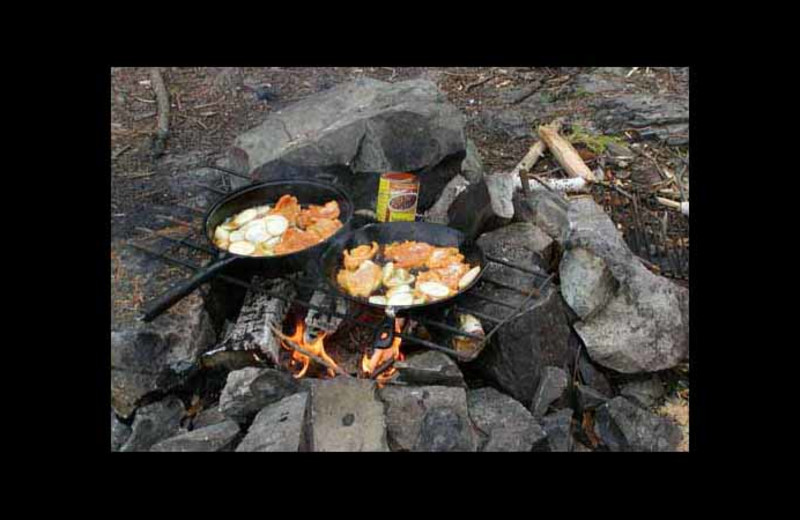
[381,262,395,285]
[233,208,258,227]
[369,295,388,306]
[264,215,289,236]
[245,223,271,243]
[220,219,239,231]
[384,267,415,288]
[458,266,481,290]
[229,241,256,256]
[264,236,281,247]
[255,205,272,216]
[413,296,426,305]
[418,281,450,300]
[386,284,412,299]
[256,242,275,256]
[387,292,414,306]
[214,238,230,251]
[214,227,230,242]
[229,230,245,243]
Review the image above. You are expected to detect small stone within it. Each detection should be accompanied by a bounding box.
[151,420,241,452]
[461,138,485,184]
[219,367,301,424]
[120,396,186,452]
[577,349,613,396]
[467,387,547,452]
[393,350,466,388]
[560,247,618,320]
[540,408,574,452]
[620,375,665,409]
[236,393,310,452]
[191,404,227,430]
[594,397,682,452]
[530,366,570,419]
[575,383,609,413]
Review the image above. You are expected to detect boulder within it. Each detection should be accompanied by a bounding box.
[565,198,689,373]
[308,378,388,452]
[120,396,186,452]
[229,78,467,212]
[594,397,682,452]
[477,222,555,273]
[218,367,301,424]
[620,375,665,409]
[447,175,512,241]
[530,366,570,419]
[512,188,571,245]
[471,280,575,408]
[467,387,547,452]
[461,138,485,184]
[111,291,216,419]
[540,408,574,452]
[423,174,470,225]
[393,351,466,388]
[591,93,689,146]
[190,404,227,430]
[236,393,310,452]
[560,247,618,320]
[379,385,476,452]
[150,420,241,452]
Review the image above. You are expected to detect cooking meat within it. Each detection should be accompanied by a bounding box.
[426,247,465,269]
[306,217,342,241]
[274,228,321,255]
[337,260,383,298]
[430,262,470,290]
[384,241,435,269]
[344,242,379,271]
[297,200,340,229]
[268,194,302,226]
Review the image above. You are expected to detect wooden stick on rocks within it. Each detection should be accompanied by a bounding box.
[537,121,596,182]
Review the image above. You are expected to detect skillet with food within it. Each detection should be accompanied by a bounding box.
[318,222,487,347]
[141,178,354,321]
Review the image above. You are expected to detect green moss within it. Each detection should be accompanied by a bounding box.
[568,124,626,154]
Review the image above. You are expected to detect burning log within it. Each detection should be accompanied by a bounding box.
[267,322,352,379]
[214,277,295,366]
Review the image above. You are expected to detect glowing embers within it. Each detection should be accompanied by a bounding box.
[279,319,340,379]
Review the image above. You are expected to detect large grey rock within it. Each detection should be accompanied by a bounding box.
[236,393,310,452]
[620,376,664,409]
[219,367,301,424]
[111,410,131,452]
[591,93,689,145]
[560,247,618,320]
[471,282,575,407]
[423,174,470,225]
[111,291,216,419]
[151,420,241,452]
[530,366,570,419]
[566,198,689,373]
[190,404,227,430]
[380,385,476,452]
[467,387,547,452]
[120,396,186,452]
[594,396,682,452]
[540,408,574,452]
[308,378,388,452]
[477,222,556,273]
[393,351,466,388]
[512,188,571,245]
[231,78,467,212]
[447,175,512,241]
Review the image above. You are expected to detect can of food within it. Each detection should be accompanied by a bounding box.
[375,172,420,222]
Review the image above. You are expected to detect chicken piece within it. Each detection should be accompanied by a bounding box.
[297,200,340,229]
[343,242,379,271]
[268,195,301,226]
[337,260,383,298]
[306,217,342,241]
[274,228,321,255]
[384,241,435,269]
[426,247,466,269]
[431,262,470,291]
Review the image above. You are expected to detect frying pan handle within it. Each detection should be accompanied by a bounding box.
[139,255,239,322]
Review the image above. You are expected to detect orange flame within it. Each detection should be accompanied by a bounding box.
[361,319,405,384]
[280,320,340,379]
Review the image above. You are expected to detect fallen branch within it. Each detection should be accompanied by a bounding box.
[537,121,596,182]
[267,322,352,378]
[466,74,494,91]
[150,67,170,158]
[656,197,689,216]
[112,144,132,161]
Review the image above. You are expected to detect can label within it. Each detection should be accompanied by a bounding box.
[375,172,419,222]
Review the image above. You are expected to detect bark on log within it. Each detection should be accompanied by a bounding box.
[150,67,170,158]
[217,277,296,365]
[537,122,596,182]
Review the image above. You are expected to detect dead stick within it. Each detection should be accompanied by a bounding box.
[267,323,351,378]
[150,67,170,158]
[112,144,132,160]
[537,121,596,182]
[466,74,494,91]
